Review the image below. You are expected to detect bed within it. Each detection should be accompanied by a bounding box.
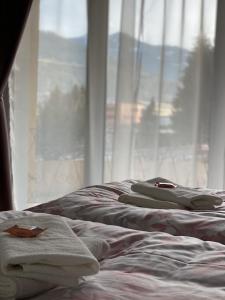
[2,210,225,299]
[28,180,225,244]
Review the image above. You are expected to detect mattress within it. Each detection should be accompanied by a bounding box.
[28,180,225,244]
[1,210,225,299]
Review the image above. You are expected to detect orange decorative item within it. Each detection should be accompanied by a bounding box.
[154,182,177,189]
[4,225,46,238]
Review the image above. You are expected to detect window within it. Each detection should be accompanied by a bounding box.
[10,0,219,209]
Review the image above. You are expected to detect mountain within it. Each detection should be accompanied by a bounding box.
[39,32,87,65]
[39,31,190,79]
[108,32,190,81]
[37,31,191,103]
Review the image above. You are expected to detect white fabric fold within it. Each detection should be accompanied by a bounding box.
[80,237,110,261]
[0,215,99,287]
[118,192,185,209]
[0,274,55,299]
[131,177,224,210]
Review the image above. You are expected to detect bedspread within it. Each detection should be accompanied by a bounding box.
[28,180,225,244]
[1,211,225,299]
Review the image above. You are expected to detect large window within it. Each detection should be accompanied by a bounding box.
[11,0,219,209]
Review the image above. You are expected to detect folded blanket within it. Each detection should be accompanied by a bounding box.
[0,215,99,287]
[118,192,185,209]
[131,177,224,210]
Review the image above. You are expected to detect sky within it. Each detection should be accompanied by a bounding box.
[40,0,87,37]
[39,0,217,50]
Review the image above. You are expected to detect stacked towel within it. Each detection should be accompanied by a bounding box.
[0,236,109,299]
[131,177,224,210]
[0,215,100,299]
[118,192,184,209]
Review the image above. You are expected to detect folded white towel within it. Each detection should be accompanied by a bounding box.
[131,177,224,210]
[0,274,57,299]
[0,236,107,300]
[118,192,185,209]
[80,237,110,261]
[0,215,99,287]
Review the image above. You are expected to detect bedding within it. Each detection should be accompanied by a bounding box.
[28,180,225,244]
[2,211,225,299]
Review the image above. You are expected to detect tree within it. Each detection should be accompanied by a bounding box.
[136,97,158,149]
[172,36,213,145]
[37,85,86,159]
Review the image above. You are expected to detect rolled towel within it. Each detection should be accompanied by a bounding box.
[0,274,56,300]
[80,237,110,261]
[0,215,99,287]
[131,177,223,210]
[118,192,185,209]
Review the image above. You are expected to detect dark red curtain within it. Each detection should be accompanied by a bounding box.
[0,0,33,211]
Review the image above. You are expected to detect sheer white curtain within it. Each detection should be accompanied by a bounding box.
[105,0,218,188]
[11,0,88,209]
[10,0,220,209]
